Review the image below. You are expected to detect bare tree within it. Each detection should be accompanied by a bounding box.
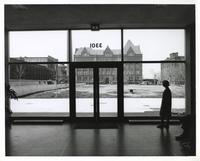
[16,64,25,79]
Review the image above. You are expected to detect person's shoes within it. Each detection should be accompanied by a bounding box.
[157,124,164,128]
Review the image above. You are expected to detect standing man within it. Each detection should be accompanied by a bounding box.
[157,80,172,129]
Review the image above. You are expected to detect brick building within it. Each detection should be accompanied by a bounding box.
[74,40,143,84]
[10,56,59,84]
[161,52,185,85]
[10,58,55,83]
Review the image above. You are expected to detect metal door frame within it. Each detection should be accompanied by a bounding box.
[69,62,123,121]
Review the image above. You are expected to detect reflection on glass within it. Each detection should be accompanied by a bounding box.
[124,63,185,116]
[9,64,69,113]
[99,68,117,117]
[75,68,94,117]
[9,31,68,61]
[124,29,185,61]
[72,30,121,62]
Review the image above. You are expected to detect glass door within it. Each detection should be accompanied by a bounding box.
[70,63,123,121]
[99,68,118,117]
[75,68,94,117]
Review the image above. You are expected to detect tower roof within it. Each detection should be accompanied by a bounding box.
[124,40,142,55]
[103,46,114,55]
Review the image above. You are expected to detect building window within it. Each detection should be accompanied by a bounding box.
[8,29,186,117]
[123,29,185,61]
[9,31,69,114]
[123,29,185,116]
[72,30,121,62]
[124,63,185,116]
[9,31,68,61]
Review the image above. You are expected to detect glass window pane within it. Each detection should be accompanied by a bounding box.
[75,68,94,117]
[124,63,185,116]
[9,64,69,114]
[72,30,121,62]
[124,29,185,61]
[99,68,117,117]
[9,31,68,62]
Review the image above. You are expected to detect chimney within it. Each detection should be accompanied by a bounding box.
[170,52,178,59]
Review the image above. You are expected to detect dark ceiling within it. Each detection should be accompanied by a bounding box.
[5,4,195,30]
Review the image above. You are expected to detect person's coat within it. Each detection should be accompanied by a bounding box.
[160,87,172,117]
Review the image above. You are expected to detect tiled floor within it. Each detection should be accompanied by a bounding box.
[6,123,188,156]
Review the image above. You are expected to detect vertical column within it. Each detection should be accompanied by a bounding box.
[185,23,195,154]
[121,29,124,62]
[5,30,9,113]
[120,29,124,120]
[94,68,99,120]
[68,30,75,120]
[118,64,124,119]
[69,65,75,120]
[185,24,195,116]
[68,30,72,62]
[5,29,10,155]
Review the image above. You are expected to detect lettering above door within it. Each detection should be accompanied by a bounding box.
[90,43,103,48]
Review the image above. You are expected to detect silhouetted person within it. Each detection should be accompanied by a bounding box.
[157,80,172,129]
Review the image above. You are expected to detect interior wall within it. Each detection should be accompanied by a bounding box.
[185,23,195,116]
[5,30,10,156]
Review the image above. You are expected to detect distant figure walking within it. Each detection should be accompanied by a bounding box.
[157,80,172,129]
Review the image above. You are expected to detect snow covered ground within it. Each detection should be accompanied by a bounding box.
[11,98,185,113]
[10,84,185,115]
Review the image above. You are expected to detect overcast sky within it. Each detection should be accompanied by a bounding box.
[9,29,185,78]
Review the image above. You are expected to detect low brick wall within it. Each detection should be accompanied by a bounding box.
[11,84,68,97]
[10,79,56,86]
